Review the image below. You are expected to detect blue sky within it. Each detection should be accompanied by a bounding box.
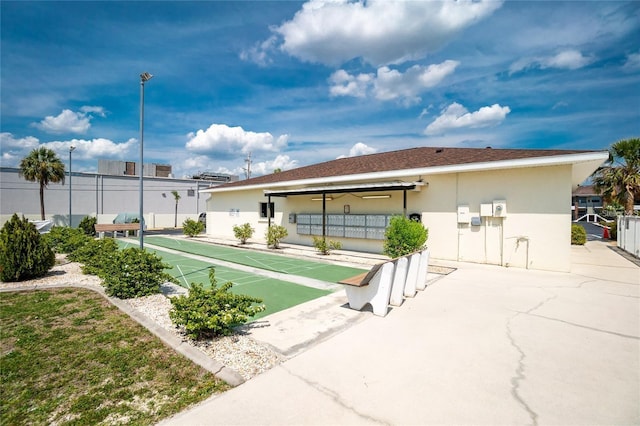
[1,1,639,179]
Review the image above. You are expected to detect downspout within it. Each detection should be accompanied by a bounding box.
[403,190,407,217]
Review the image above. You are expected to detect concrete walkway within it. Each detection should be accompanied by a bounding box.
[160,241,639,425]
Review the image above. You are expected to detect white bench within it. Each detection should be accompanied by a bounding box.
[339,249,430,316]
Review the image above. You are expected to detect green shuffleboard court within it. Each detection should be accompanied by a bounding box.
[116,239,330,320]
[144,236,366,282]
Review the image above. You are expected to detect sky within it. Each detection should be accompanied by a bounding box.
[1,0,639,179]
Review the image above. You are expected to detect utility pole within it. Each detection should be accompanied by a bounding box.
[243,152,252,180]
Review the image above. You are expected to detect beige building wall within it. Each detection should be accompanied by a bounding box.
[205,164,573,272]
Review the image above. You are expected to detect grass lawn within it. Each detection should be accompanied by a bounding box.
[0,288,229,425]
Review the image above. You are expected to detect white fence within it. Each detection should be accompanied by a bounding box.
[617,216,640,259]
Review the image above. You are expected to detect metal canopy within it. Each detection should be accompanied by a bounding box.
[263,181,417,197]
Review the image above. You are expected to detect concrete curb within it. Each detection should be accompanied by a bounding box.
[0,281,245,387]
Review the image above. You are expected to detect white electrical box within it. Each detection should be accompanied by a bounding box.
[480,203,493,217]
[493,200,507,217]
[457,205,470,224]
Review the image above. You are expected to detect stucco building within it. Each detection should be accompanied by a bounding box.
[202,147,607,272]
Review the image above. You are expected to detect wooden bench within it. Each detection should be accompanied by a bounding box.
[95,223,140,238]
[339,249,430,317]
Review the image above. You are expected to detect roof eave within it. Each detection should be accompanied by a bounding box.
[200,151,609,194]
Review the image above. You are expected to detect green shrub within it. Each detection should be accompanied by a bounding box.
[169,268,265,339]
[571,224,587,245]
[383,215,428,258]
[42,226,91,254]
[68,238,119,276]
[312,236,342,255]
[232,223,254,244]
[266,225,288,249]
[183,218,204,237]
[0,214,55,282]
[102,247,175,298]
[78,216,97,236]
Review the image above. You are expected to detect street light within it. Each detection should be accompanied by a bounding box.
[138,72,153,250]
[139,72,153,249]
[69,146,76,226]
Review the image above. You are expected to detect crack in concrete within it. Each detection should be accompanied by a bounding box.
[525,313,639,340]
[506,312,539,426]
[505,293,557,426]
[282,366,391,426]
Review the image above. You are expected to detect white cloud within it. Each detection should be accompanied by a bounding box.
[373,61,459,104]
[0,132,40,150]
[79,105,106,117]
[185,124,289,155]
[510,49,594,74]
[425,103,511,135]
[329,60,459,104]
[250,154,298,176]
[240,36,278,67]
[623,51,640,70]
[42,138,137,159]
[31,106,106,134]
[337,142,377,159]
[0,133,134,167]
[328,70,373,98]
[258,0,502,67]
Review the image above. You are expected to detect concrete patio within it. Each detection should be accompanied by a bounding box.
[160,240,639,425]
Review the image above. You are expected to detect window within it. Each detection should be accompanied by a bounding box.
[260,202,274,218]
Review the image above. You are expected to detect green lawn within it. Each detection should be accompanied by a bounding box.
[0,288,229,425]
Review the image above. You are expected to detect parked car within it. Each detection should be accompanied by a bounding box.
[198,212,206,228]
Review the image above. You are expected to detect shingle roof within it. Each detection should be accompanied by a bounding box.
[215,146,599,189]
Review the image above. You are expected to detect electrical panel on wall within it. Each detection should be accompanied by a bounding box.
[493,200,507,217]
[480,203,493,217]
[457,205,470,224]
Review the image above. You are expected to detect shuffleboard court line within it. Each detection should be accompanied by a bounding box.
[176,264,190,288]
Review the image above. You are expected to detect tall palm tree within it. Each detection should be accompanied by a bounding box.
[19,147,66,220]
[592,138,640,214]
[171,190,181,227]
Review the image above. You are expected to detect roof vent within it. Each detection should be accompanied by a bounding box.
[435,148,443,153]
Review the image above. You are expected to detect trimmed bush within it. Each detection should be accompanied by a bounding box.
[68,237,119,276]
[266,225,288,249]
[232,223,254,244]
[183,218,204,237]
[169,268,265,339]
[78,216,97,236]
[0,214,55,282]
[571,224,587,245]
[102,247,175,298]
[42,226,91,254]
[383,215,428,258]
[312,236,342,255]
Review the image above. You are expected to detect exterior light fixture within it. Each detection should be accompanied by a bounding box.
[362,194,391,199]
[312,196,333,201]
[139,72,153,249]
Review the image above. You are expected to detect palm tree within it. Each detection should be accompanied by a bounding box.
[592,138,640,214]
[171,190,181,227]
[19,147,66,220]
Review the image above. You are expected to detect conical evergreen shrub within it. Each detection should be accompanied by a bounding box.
[0,214,55,282]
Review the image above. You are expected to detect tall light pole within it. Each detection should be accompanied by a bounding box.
[69,146,76,226]
[139,71,153,249]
